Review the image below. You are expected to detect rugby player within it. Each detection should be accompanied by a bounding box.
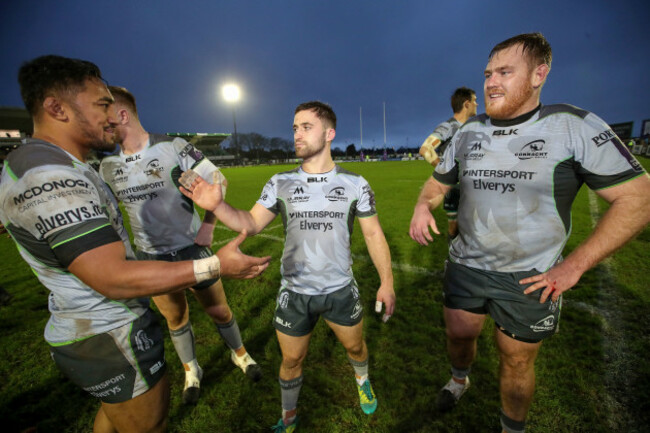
[418,87,477,239]
[99,86,262,405]
[409,33,650,433]
[0,55,270,433]
[179,101,396,432]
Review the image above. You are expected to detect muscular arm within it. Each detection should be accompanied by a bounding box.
[409,176,452,245]
[69,231,271,300]
[522,174,650,302]
[179,172,275,235]
[359,215,395,321]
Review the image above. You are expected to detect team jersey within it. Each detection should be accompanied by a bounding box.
[99,134,222,254]
[0,139,148,345]
[434,104,645,273]
[426,117,461,156]
[257,165,377,295]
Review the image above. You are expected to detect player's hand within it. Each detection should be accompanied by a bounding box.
[419,143,439,166]
[216,230,271,279]
[375,284,396,323]
[194,221,215,246]
[179,169,223,213]
[409,203,440,246]
[519,260,583,303]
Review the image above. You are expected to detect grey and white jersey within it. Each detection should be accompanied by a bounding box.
[427,117,461,156]
[0,139,148,345]
[435,104,645,273]
[99,134,222,254]
[257,165,377,295]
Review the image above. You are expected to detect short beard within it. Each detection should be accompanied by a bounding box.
[485,82,534,120]
[70,103,115,152]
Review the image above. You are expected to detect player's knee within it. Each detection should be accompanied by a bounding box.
[344,341,365,358]
[163,310,189,329]
[205,304,232,323]
[281,353,306,371]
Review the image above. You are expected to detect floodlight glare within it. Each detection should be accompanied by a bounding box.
[222,84,240,103]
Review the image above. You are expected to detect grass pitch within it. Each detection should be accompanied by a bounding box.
[1,158,648,432]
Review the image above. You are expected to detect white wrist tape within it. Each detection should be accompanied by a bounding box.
[193,255,221,282]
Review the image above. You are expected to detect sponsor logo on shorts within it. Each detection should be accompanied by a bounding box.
[530,315,555,332]
[278,291,290,309]
[275,316,292,328]
[326,186,347,202]
[515,140,548,160]
[351,301,363,320]
[84,373,125,398]
[150,360,165,375]
[134,330,154,351]
[351,285,360,299]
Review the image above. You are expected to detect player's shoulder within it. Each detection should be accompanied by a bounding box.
[275,166,301,178]
[5,139,75,179]
[334,165,361,178]
[149,133,178,147]
[538,104,590,121]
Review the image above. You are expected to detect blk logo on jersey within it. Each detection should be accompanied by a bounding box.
[493,129,518,136]
[125,154,141,163]
[307,176,327,183]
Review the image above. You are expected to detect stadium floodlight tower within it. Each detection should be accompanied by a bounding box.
[221,83,241,153]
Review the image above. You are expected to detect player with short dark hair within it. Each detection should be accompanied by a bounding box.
[419,86,477,239]
[100,86,262,406]
[0,54,270,433]
[409,33,650,432]
[179,101,396,432]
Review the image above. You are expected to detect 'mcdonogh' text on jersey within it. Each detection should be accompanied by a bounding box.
[434,104,644,273]
[257,165,376,295]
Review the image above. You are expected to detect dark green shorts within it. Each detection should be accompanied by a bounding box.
[443,260,561,342]
[273,282,364,337]
[49,309,166,403]
[136,244,218,290]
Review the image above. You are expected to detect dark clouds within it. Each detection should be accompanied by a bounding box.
[1,0,649,149]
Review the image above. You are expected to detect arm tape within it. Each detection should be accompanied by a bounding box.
[193,255,221,282]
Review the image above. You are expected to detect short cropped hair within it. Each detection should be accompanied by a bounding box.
[18,55,104,117]
[295,101,337,129]
[451,87,476,114]
[489,32,552,71]
[108,86,138,118]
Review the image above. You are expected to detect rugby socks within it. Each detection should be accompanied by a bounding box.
[451,365,470,382]
[215,316,244,351]
[500,409,526,433]
[169,321,197,365]
[280,375,303,425]
[348,354,369,386]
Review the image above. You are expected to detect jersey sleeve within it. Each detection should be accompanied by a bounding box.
[433,132,460,185]
[355,177,377,218]
[573,113,646,190]
[431,120,454,143]
[256,176,280,214]
[171,137,228,196]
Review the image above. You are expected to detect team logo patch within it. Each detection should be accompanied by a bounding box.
[515,140,548,160]
[144,159,165,177]
[180,144,204,161]
[326,186,347,202]
[278,291,290,309]
[350,301,363,319]
[530,315,555,332]
[134,330,154,351]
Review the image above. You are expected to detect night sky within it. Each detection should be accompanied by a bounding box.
[1,0,649,150]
